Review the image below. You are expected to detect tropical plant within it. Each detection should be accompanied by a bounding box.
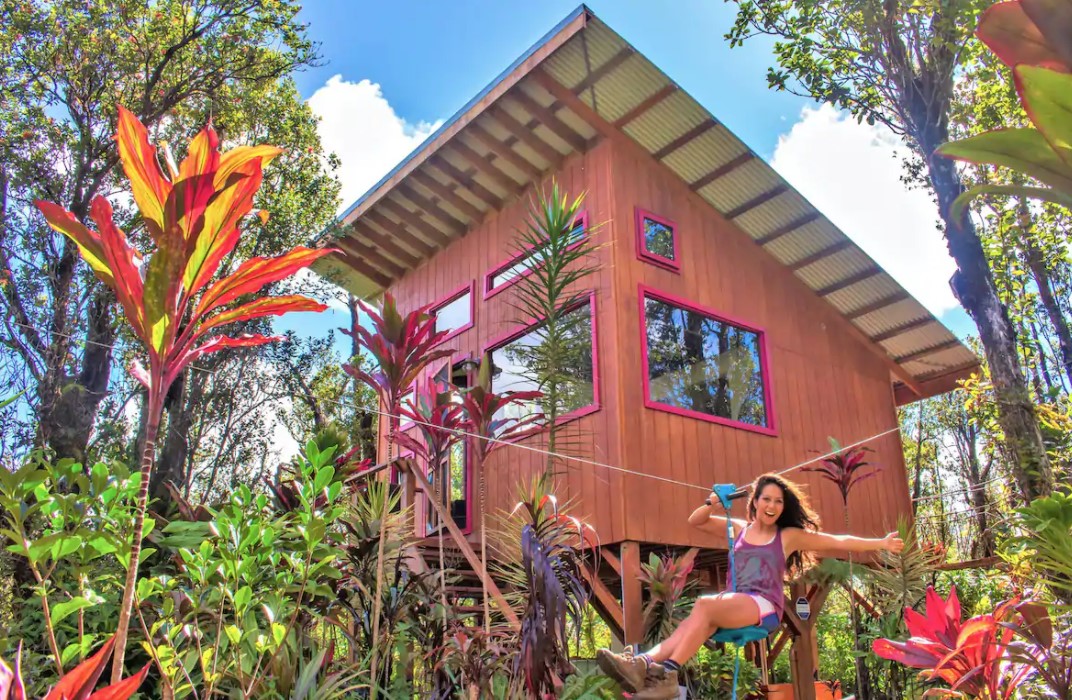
[937,0,1072,218]
[500,477,596,698]
[33,107,334,680]
[145,439,346,697]
[687,644,762,699]
[395,376,466,622]
[1001,492,1072,605]
[0,635,148,700]
[867,519,946,617]
[802,439,881,698]
[637,550,699,646]
[873,585,1032,698]
[506,182,600,475]
[0,454,142,681]
[340,291,451,699]
[456,353,542,634]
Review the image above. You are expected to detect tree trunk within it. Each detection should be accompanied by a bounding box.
[1024,241,1072,390]
[911,403,926,515]
[922,142,1053,503]
[964,426,996,558]
[37,286,116,463]
[153,368,199,505]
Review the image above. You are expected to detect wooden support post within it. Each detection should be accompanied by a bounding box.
[579,562,625,640]
[620,541,644,646]
[789,581,818,700]
[403,460,521,629]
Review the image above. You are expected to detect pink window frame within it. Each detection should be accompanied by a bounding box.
[482,211,589,300]
[635,208,680,272]
[429,280,475,346]
[482,290,601,442]
[638,284,777,437]
[417,353,475,536]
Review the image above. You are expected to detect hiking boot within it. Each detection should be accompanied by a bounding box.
[632,669,680,699]
[595,647,662,693]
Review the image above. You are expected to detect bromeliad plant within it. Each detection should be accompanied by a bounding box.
[34,107,335,681]
[937,0,1072,217]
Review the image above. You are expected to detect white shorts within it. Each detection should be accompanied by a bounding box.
[746,593,777,620]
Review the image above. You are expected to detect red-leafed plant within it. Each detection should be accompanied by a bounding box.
[638,549,699,645]
[0,636,148,700]
[456,352,543,633]
[873,585,1034,698]
[34,107,335,681]
[395,376,467,623]
[803,438,882,697]
[507,477,597,698]
[341,292,451,699]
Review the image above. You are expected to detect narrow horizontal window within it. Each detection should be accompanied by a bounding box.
[641,288,774,434]
[430,283,474,342]
[487,295,598,428]
[484,215,587,297]
[635,208,679,271]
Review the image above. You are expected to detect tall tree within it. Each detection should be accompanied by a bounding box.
[0,0,321,466]
[726,0,1055,501]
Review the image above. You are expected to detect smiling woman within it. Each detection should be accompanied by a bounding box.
[596,473,903,699]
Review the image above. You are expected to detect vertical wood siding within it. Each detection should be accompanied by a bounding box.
[375,136,910,550]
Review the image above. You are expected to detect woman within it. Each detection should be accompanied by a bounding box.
[596,473,904,699]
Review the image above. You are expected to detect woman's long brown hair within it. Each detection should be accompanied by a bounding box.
[746,473,821,576]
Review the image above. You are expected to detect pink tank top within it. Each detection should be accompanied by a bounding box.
[732,526,786,618]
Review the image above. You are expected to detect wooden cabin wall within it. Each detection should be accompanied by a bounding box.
[606,138,912,550]
[377,141,627,544]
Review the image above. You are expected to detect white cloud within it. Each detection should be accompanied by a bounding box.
[307,75,443,215]
[770,104,958,317]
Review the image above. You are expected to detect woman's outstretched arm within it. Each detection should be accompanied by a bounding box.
[784,529,904,555]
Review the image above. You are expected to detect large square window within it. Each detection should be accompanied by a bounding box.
[487,295,598,429]
[640,288,774,435]
[635,208,679,271]
[430,283,473,343]
[484,215,587,298]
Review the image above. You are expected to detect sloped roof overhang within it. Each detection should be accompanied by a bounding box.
[310,5,978,403]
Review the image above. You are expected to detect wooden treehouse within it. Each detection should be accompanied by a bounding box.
[312,5,978,696]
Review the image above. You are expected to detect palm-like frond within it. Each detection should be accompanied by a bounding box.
[867,518,945,617]
[504,181,603,470]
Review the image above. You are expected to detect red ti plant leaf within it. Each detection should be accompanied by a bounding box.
[341,291,453,433]
[977,0,1072,72]
[873,585,1031,698]
[33,105,337,681]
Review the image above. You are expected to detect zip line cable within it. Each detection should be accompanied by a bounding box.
[1,320,953,502]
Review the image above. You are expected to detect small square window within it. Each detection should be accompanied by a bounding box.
[430,282,474,344]
[635,208,679,272]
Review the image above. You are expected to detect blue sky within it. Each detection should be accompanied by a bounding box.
[279,0,976,344]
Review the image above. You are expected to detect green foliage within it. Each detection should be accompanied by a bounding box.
[1002,492,1072,604]
[506,182,601,471]
[868,518,945,616]
[637,550,698,646]
[687,643,762,699]
[143,439,346,697]
[0,453,142,689]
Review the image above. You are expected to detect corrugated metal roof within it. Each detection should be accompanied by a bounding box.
[312,5,978,401]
